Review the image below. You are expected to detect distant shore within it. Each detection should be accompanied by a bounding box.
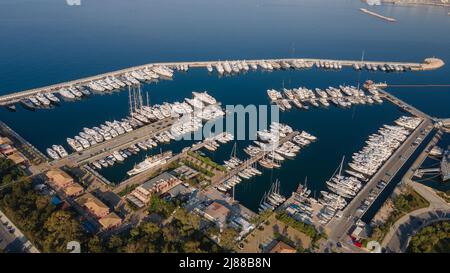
[381,0,450,8]
[360,8,397,22]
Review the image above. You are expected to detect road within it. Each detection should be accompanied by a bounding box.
[382,181,450,252]
[0,221,23,252]
[0,210,39,253]
[383,208,450,253]
[326,118,433,244]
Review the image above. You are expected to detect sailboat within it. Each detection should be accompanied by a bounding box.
[295,177,311,198]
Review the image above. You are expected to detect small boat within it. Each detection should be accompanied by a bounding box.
[5,104,16,112]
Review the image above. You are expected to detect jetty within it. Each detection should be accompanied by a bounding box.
[360,8,397,22]
[0,57,444,107]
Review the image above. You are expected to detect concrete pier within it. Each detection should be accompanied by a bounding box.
[0,57,444,106]
[360,8,397,22]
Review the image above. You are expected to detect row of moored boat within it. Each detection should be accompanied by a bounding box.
[19,65,174,110]
[267,85,383,111]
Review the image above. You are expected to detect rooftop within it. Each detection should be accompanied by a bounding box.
[46,168,74,188]
[98,212,122,230]
[204,201,230,224]
[63,183,84,197]
[268,241,297,253]
[7,152,26,165]
[76,192,110,218]
[140,172,178,191]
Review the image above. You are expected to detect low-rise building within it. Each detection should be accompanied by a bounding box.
[7,151,27,165]
[98,212,123,230]
[127,172,182,208]
[76,192,110,219]
[63,184,85,197]
[0,144,16,156]
[268,241,297,253]
[46,169,74,190]
[0,137,12,145]
[203,201,230,230]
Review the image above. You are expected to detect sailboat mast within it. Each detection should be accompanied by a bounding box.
[146,91,150,107]
[128,86,133,117]
[133,87,138,113]
[138,86,144,111]
[339,155,345,176]
[232,184,235,202]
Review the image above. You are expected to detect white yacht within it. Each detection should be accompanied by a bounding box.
[59,88,76,99]
[127,152,172,176]
[46,148,60,160]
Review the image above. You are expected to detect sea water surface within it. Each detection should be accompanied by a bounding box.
[0,0,449,212]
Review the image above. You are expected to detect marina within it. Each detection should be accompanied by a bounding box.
[279,114,428,230]
[1,0,450,254]
[214,123,316,194]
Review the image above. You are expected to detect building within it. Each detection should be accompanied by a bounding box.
[165,183,195,200]
[7,151,27,165]
[98,212,122,230]
[0,143,16,156]
[76,193,110,218]
[127,172,182,208]
[268,241,297,253]
[46,169,74,190]
[230,216,255,239]
[63,184,84,197]
[46,168,85,197]
[203,201,230,230]
[0,137,12,145]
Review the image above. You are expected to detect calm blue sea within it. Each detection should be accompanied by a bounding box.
[0,0,449,211]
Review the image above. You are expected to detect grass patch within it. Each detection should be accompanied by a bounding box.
[187,151,226,172]
[182,159,215,177]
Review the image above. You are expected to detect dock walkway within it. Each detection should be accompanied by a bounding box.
[210,131,299,187]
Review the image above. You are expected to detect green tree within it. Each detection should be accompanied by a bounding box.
[87,236,104,253]
[42,210,84,253]
[220,228,239,251]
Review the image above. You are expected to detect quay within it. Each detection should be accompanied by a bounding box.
[0,121,48,165]
[0,57,444,106]
[326,117,434,244]
[322,83,444,247]
[48,117,177,170]
[113,131,229,193]
[360,8,397,22]
[377,89,433,120]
